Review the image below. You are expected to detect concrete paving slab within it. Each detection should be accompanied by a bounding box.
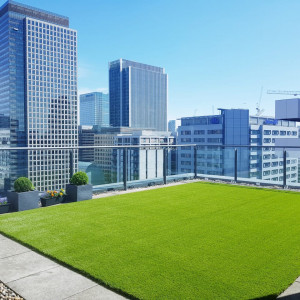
[0,237,31,259]
[0,234,7,241]
[65,285,125,300]
[0,250,57,283]
[7,266,98,300]
[278,281,300,299]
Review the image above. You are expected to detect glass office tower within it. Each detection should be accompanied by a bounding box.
[80,92,109,127]
[0,0,78,192]
[109,59,168,131]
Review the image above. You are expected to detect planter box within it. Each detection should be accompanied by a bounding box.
[7,190,39,212]
[0,204,10,214]
[66,184,92,202]
[40,196,65,207]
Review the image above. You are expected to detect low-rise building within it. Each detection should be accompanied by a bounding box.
[177,109,298,183]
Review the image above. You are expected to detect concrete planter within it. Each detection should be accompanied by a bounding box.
[66,184,92,202]
[40,196,65,207]
[7,190,39,212]
[0,204,10,214]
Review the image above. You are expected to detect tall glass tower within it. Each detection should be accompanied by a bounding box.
[109,59,168,131]
[0,0,78,192]
[80,92,109,127]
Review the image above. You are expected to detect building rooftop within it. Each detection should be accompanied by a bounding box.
[0,0,69,27]
[109,58,165,74]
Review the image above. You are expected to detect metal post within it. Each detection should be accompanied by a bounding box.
[194,146,197,179]
[69,150,74,179]
[234,148,238,182]
[146,149,148,179]
[283,150,287,188]
[123,148,127,190]
[163,148,167,184]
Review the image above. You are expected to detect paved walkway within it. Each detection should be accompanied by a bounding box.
[0,234,125,300]
[278,278,300,299]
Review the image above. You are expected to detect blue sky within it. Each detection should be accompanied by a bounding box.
[11,0,300,120]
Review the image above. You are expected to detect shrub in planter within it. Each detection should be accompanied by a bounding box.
[40,189,66,207]
[0,197,10,214]
[69,172,89,186]
[7,177,39,211]
[66,172,92,202]
[14,177,34,193]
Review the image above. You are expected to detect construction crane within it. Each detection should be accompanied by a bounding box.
[256,86,264,116]
[267,90,300,97]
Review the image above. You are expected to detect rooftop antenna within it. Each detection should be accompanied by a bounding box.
[256,86,265,116]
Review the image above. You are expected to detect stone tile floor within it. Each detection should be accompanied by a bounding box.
[0,234,124,300]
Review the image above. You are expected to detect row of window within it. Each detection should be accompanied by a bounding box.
[181,138,223,143]
[181,129,222,135]
[251,129,298,136]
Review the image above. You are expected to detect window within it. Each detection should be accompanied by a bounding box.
[207,138,222,143]
[194,130,205,135]
[251,130,260,135]
[264,130,271,135]
[272,130,279,135]
[280,131,286,136]
[181,130,191,135]
[181,138,191,142]
[194,138,205,142]
[207,130,222,134]
[263,138,271,143]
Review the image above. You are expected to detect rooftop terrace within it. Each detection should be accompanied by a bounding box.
[1,181,300,299]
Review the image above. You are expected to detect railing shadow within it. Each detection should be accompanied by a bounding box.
[251,292,300,300]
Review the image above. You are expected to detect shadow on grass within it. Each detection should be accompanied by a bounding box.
[251,293,300,300]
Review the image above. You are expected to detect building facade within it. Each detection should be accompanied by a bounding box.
[168,119,181,136]
[109,59,168,131]
[177,109,298,183]
[93,128,175,184]
[80,92,109,127]
[0,0,78,192]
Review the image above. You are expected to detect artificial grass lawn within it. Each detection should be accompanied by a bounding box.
[1,183,300,299]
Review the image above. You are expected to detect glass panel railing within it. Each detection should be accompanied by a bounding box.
[2,145,300,200]
[196,146,235,181]
[169,145,194,181]
[285,147,300,188]
[237,146,284,186]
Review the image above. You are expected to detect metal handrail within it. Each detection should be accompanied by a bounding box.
[0,144,299,151]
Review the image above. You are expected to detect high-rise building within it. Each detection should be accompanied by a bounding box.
[80,92,109,127]
[109,59,168,131]
[168,119,181,136]
[0,0,78,192]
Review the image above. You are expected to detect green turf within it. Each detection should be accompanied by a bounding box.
[1,182,300,299]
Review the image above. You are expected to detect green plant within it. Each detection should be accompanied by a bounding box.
[70,171,89,186]
[14,177,34,193]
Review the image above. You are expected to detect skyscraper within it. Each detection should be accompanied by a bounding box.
[0,0,78,192]
[80,92,109,127]
[109,59,168,131]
